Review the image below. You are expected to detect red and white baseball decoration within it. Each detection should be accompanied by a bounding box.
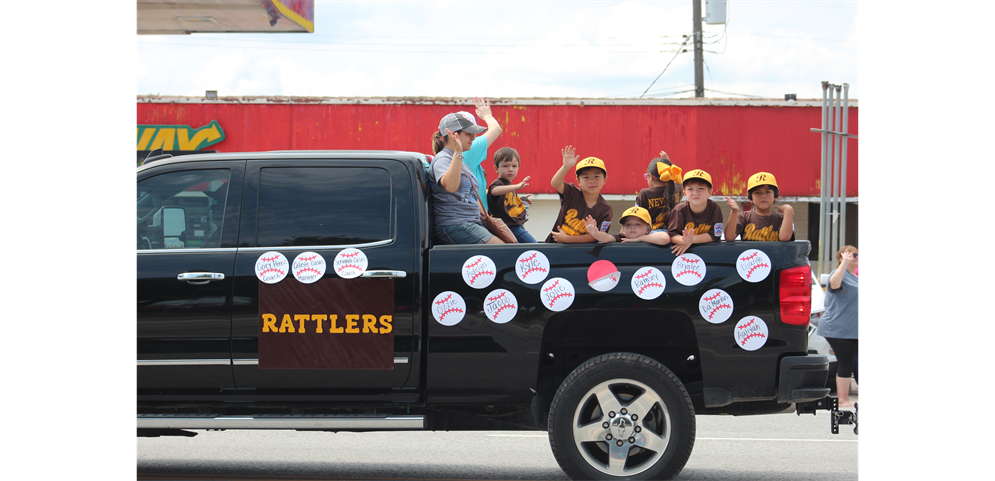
[631,267,666,300]
[516,250,550,284]
[484,289,518,324]
[736,249,771,283]
[255,251,289,284]
[587,260,620,292]
[672,253,706,286]
[431,291,466,326]
[734,316,769,351]
[540,277,575,312]
[333,248,368,279]
[699,289,734,324]
[462,255,497,289]
[292,251,326,284]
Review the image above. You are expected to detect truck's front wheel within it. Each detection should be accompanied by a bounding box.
[548,352,695,480]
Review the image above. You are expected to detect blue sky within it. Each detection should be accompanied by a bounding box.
[137,0,859,99]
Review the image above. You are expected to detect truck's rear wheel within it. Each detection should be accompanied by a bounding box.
[548,352,695,480]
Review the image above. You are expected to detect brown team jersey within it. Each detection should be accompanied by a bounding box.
[667,199,723,242]
[486,178,528,226]
[635,183,682,231]
[545,183,613,243]
[735,210,795,241]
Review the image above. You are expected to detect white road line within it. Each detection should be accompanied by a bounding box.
[698,437,857,442]
[484,434,548,437]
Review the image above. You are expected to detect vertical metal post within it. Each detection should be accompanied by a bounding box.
[830,86,841,263]
[840,84,850,247]
[818,82,830,276]
[693,0,704,98]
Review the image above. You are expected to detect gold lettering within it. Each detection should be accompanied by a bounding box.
[562,209,588,235]
[329,314,344,333]
[295,314,310,333]
[312,314,327,333]
[505,193,525,217]
[683,222,713,236]
[379,315,393,334]
[262,313,277,333]
[345,315,360,333]
[362,314,378,333]
[278,314,295,333]
[743,223,779,241]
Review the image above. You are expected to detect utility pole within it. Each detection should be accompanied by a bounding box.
[693,0,704,97]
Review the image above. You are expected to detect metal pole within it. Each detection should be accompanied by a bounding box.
[818,82,830,276]
[830,85,841,264]
[840,84,850,248]
[693,0,704,98]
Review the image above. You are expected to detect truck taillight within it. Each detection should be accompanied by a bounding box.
[779,265,811,325]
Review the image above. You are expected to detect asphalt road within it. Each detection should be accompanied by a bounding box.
[137,406,857,481]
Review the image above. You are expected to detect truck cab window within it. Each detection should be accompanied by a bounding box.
[137,169,231,250]
[256,167,390,247]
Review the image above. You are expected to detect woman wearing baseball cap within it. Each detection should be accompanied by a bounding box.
[427,112,505,245]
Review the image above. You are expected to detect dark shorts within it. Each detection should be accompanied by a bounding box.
[825,337,858,378]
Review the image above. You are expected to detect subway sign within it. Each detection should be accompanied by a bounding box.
[137,120,225,151]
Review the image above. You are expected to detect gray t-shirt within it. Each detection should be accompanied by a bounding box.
[816,269,858,339]
[429,148,481,226]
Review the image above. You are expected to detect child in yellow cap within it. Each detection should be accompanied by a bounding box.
[546,145,613,243]
[723,172,795,241]
[667,169,724,255]
[636,151,683,232]
[583,206,671,245]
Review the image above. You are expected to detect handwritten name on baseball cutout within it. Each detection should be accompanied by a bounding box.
[256,251,289,284]
[516,250,550,284]
[431,291,466,326]
[736,249,771,283]
[484,289,518,324]
[334,248,369,279]
[672,253,706,286]
[541,277,576,312]
[734,316,769,351]
[588,259,620,292]
[631,267,666,300]
[699,288,734,324]
[292,251,326,284]
[462,255,497,289]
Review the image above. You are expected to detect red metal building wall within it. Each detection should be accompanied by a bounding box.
[137,100,858,197]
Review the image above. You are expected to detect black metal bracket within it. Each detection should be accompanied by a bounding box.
[794,396,858,435]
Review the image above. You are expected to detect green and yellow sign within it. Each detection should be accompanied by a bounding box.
[137,120,225,151]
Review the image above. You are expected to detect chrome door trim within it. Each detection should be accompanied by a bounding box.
[361,270,407,278]
[232,357,408,366]
[138,359,231,367]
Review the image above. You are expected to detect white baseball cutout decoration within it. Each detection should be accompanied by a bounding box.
[431,291,466,326]
[516,250,550,284]
[255,251,289,284]
[541,278,576,312]
[462,255,497,289]
[484,289,518,324]
[672,253,706,286]
[292,251,326,284]
[631,267,666,300]
[588,260,620,292]
[734,316,769,351]
[736,249,772,283]
[699,289,734,324]
[333,248,368,279]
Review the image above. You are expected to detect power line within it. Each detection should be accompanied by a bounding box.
[639,37,691,99]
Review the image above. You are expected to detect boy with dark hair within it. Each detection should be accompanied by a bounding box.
[723,172,795,241]
[487,147,536,243]
[584,206,671,245]
[667,169,723,255]
[546,145,613,243]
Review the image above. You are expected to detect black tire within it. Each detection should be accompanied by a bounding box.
[547,352,695,480]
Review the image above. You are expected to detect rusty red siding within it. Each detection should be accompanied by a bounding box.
[137,99,858,197]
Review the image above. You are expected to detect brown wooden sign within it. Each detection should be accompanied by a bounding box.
[258,278,394,370]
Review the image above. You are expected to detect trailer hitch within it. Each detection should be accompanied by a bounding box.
[794,396,858,435]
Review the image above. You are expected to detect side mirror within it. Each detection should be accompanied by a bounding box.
[819,273,830,286]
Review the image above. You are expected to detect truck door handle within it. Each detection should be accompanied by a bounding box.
[177,272,226,285]
[361,270,407,278]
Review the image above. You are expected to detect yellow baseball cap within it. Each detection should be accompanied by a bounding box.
[619,206,652,226]
[575,157,607,176]
[682,169,712,188]
[747,172,778,196]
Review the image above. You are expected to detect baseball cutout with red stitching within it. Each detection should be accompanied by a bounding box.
[736,249,771,283]
[255,251,289,284]
[540,277,575,312]
[672,253,706,286]
[699,289,734,324]
[484,289,518,324]
[631,267,666,300]
[432,291,466,326]
[292,251,326,284]
[462,255,497,289]
[587,260,620,292]
[734,316,769,351]
[333,248,368,279]
[516,250,550,284]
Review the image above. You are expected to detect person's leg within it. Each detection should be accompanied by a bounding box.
[510,225,537,243]
[433,225,456,245]
[826,338,858,407]
[445,221,494,244]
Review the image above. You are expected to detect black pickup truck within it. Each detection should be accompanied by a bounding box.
[137,150,831,480]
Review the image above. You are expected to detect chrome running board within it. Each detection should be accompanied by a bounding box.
[138,413,424,430]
